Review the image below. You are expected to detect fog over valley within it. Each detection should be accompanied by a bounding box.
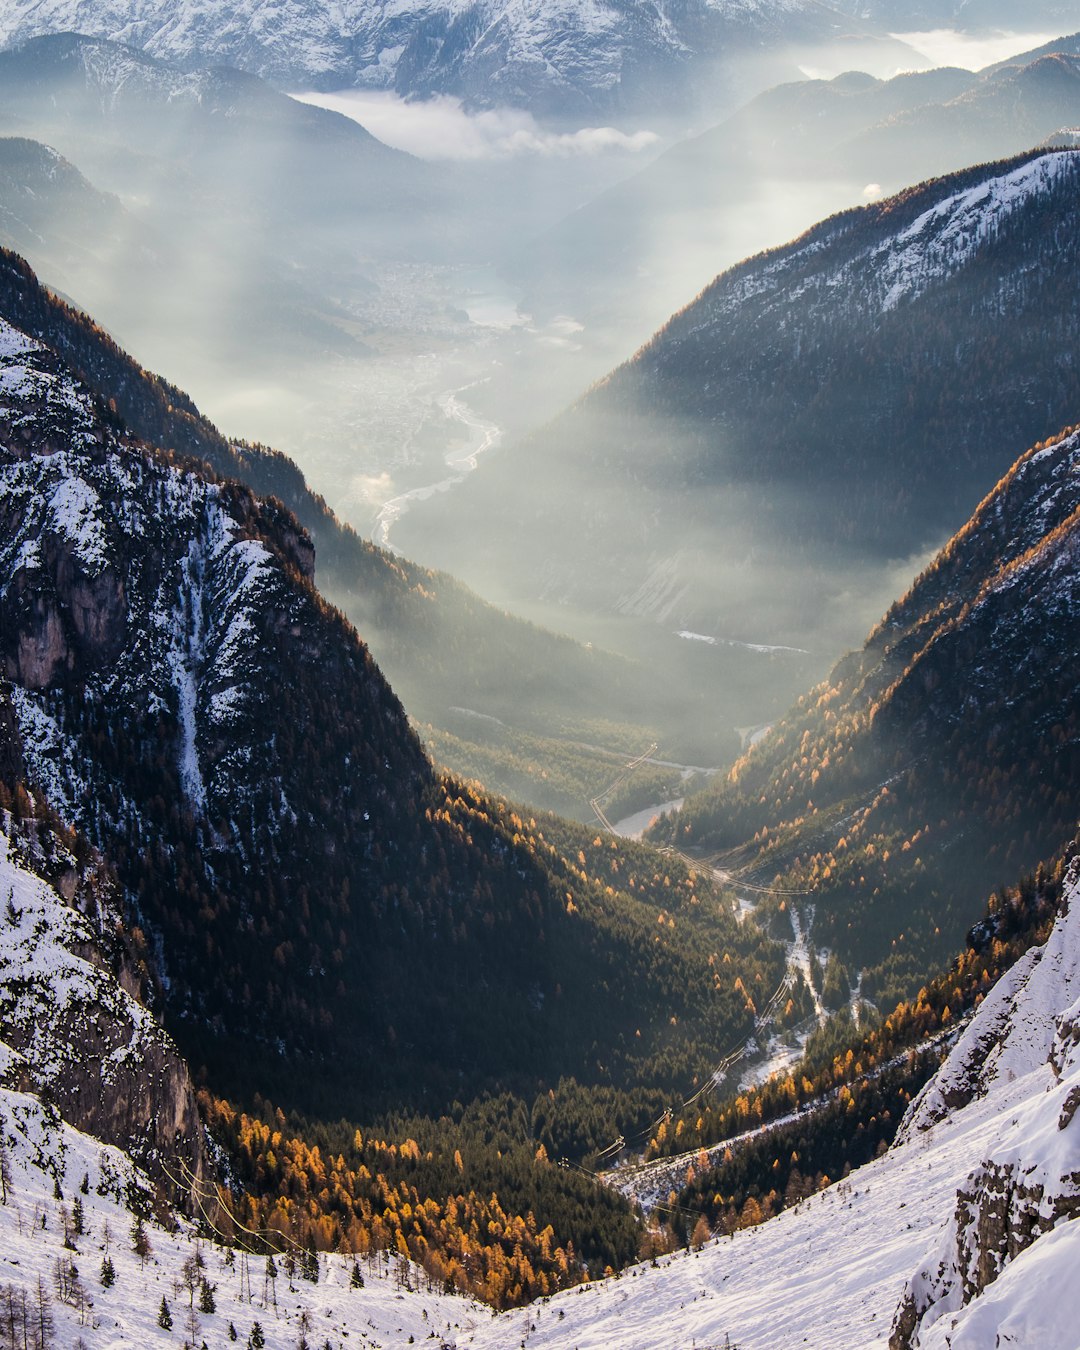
[3,7,1080,1347]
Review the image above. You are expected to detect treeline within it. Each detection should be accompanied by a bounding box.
[202,1092,641,1309]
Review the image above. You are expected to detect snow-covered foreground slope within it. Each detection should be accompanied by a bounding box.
[0,1091,491,1350]
[459,861,1080,1350]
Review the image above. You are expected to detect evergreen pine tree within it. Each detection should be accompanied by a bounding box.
[158,1295,173,1329]
[100,1256,115,1288]
[249,1321,265,1349]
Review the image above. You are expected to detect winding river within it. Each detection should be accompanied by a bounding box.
[372,381,501,552]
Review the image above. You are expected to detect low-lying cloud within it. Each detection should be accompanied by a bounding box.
[293,90,659,160]
[893,29,1057,72]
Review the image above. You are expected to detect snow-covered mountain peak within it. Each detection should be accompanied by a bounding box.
[0,0,856,113]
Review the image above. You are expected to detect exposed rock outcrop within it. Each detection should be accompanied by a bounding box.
[891,862,1080,1347]
[0,814,212,1208]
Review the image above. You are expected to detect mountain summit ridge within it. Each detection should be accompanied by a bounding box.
[0,0,863,113]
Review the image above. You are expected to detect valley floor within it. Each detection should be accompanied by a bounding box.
[462,1060,1068,1350]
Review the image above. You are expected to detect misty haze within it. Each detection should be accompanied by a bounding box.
[3,3,1080,1348]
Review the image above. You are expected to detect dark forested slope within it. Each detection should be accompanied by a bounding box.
[662,420,1080,1003]
[0,307,782,1124]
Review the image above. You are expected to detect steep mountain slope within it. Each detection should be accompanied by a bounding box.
[0,794,209,1201]
[0,0,881,117]
[0,245,741,806]
[403,148,1080,659]
[666,414,1080,1001]
[891,863,1080,1346]
[0,307,784,1125]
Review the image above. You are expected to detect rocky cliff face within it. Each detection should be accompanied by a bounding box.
[890,859,1080,1347]
[0,314,326,820]
[0,802,211,1206]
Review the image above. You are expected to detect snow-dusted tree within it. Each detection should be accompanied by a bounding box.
[0,1140,12,1205]
[35,1276,55,1349]
[130,1216,152,1266]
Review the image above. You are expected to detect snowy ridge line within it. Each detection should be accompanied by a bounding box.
[682,148,1080,341]
[0,0,837,111]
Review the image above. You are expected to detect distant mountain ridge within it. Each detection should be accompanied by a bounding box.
[404,147,1080,658]
[0,0,876,114]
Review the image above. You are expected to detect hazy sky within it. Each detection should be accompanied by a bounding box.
[895,28,1056,70]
